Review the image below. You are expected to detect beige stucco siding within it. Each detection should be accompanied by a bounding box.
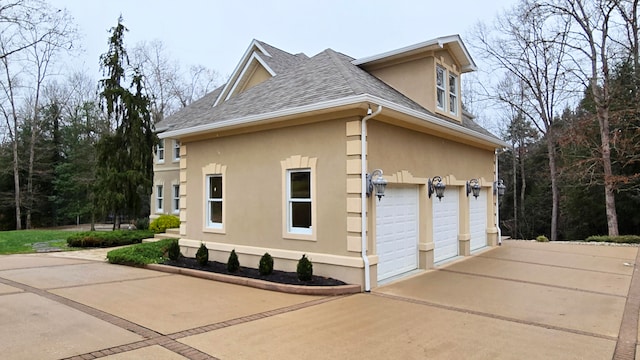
[369,57,433,111]
[183,118,354,257]
[367,120,494,180]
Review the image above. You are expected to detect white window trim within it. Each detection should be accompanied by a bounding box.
[156,140,165,164]
[172,184,180,214]
[172,139,180,162]
[449,73,458,116]
[202,163,226,233]
[156,184,164,213]
[287,169,312,235]
[281,156,317,241]
[436,65,446,111]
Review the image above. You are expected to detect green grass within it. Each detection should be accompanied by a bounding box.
[0,230,82,254]
[107,239,177,266]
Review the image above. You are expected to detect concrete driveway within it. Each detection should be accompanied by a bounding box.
[0,240,638,360]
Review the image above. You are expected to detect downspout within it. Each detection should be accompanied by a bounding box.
[495,148,502,246]
[361,105,383,292]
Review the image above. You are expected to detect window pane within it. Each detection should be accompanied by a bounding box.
[437,89,445,108]
[436,67,444,87]
[291,202,311,228]
[173,185,179,198]
[290,172,310,198]
[210,201,222,223]
[449,74,457,93]
[209,176,222,199]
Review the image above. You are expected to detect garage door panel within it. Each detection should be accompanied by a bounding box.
[433,188,459,263]
[376,186,419,281]
[470,189,488,251]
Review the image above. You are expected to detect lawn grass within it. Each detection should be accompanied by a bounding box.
[0,230,81,254]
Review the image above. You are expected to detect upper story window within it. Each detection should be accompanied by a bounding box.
[172,184,180,214]
[449,73,458,115]
[435,64,459,117]
[156,140,165,163]
[173,140,180,161]
[436,66,446,111]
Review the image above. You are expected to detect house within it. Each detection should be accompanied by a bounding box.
[151,35,508,291]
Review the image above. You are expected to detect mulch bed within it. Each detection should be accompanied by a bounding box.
[162,257,347,287]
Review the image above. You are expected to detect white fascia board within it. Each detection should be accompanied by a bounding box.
[162,93,507,148]
[213,40,272,107]
[223,53,276,102]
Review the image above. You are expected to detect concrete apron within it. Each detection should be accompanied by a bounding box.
[0,240,638,359]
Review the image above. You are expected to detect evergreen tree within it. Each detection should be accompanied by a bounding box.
[95,16,157,228]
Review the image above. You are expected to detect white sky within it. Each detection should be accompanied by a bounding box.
[47,0,516,78]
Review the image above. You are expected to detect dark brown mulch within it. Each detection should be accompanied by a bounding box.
[162,257,348,287]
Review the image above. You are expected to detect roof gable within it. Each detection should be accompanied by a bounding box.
[213,40,307,106]
[352,35,477,73]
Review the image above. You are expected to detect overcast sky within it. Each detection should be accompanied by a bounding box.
[47,0,516,78]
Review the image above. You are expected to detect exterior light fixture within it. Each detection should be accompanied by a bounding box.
[494,179,506,196]
[467,178,481,199]
[428,176,446,201]
[367,169,387,201]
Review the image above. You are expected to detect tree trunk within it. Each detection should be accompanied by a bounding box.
[12,136,21,230]
[546,132,559,241]
[519,146,527,239]
[512,141,518,238]
[598,107,619,236]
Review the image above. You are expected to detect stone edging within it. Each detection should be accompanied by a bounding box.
[146,264,362,296]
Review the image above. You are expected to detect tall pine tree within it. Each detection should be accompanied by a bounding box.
[96,16,157,228]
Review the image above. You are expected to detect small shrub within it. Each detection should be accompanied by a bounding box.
[585,235,640,243]
[259,252,274,276]
[149,215,180,233]
[227,249,240,273]
[66,230,154,247]
[297,254,313,281]
[536,235,549,242]
[196,243,209,266]
[167,239,181,260]
[107,239,175,266]
[135,217,150,230]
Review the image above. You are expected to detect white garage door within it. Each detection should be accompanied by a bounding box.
[470,189,488,251]
[433,188,459,263]
[376,186,419,281]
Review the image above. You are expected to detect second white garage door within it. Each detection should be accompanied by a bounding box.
[376,186,419,281]
[433,188,459,263]
[469,189,488,251]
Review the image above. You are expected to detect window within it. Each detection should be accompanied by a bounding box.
[156,185,164,213]
[172,184,180,214]
[206,175,223,228]
[436,66,446,110]
[287,169,312,234]
[156,140,165,163]
[449,73,458,115]
[173,140,180,161]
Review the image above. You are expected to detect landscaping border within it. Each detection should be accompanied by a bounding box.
[146,263,362,296]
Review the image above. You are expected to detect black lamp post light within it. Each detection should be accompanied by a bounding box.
[428,176,446,201]
[466,178,481,199]
[367,169,388,201]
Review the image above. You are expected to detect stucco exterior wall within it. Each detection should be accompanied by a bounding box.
[151,138,181,220]
[182,118,354,257]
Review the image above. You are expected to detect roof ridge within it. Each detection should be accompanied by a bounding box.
[323,49,367,95]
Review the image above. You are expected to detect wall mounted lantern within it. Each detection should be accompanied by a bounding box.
[367,169,387,201]
[467,178,481,199]
[428,176,446,201]
[494,179,506,196]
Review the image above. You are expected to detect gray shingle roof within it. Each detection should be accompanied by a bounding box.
[157,41,500,142]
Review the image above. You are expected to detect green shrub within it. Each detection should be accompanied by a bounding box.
[135,217,150,230]
[167,239,181,260]
[227,249,240,273]
[259,252,274,275]
[66,230,154,247]
[196,243,209,266]
[297,254,313,281]
[585,235,640,243]
[107,239,175,266]
[536,235,549,242]
[149,215,180,233]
